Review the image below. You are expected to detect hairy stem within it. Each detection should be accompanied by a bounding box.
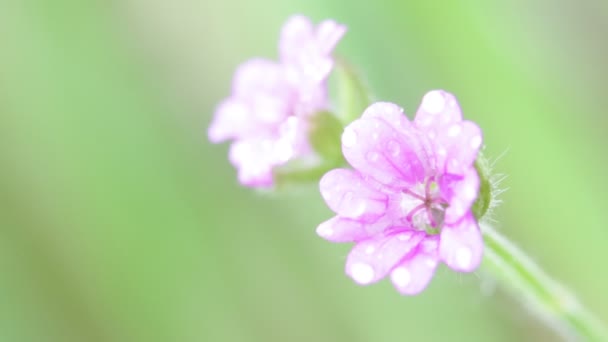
[482,224,608,341]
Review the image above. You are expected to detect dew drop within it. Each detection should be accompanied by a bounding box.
[367,151,380,162]
[448,124,462,137]
[397,232,411,241]
[342,127,357,148]
[470,135,482,149]
[456,247,473,269]
[391,267,411,287]
[350,262,375,284]
[317,224,334,237]
[422,91,445,114]
[388,140,401,157]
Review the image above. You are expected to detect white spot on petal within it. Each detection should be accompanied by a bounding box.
[463,186,477,200]
[365,246,375,255]
[397,232,411,241]
[391,267,411,288]
[388,140,401,157]
[437,147,447,156]
[456,247,473,269]
[470,135,482,149]
[367,151,380,162]
[342,128,357,148]
[317,224,334,237]
[422,91,445,114]
[448,124,462,137]
[350,262,375,284]
[427,131,436,139]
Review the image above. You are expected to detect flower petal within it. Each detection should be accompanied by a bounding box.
[233,59,286,98]
[319,169,388,221]
[390,237,439,295]
[439,121,482,174]
[341,106,428,187]
[279,15,314,63]
[228,139,277,187]
[439,214,483,272]
[346,231,425,285]
[414,90,462,130]
[315,20,347,56]
[361,102,412,133]
[208,99,253,143]
[442,167,480,224]
[316,216,369,242]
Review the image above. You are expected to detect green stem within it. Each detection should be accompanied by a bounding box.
[482,224,608,341]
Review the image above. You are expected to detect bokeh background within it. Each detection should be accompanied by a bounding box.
[1,0,607,341]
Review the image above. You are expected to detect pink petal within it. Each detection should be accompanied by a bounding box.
[442,167,480,224]
[279,15,314,64]
[341,108,428,187]
[228,139,276,187]
[390,237,439,295]
[414,90,462,130]
[361,102,412,133]
[441,121,482,174]
[232,59,287,99]
[315,20,347,56]
[439,214,483,272]
[316,216,370,242]
[319,169,388,221]
[346,231,425,285]
[208,99,253,143]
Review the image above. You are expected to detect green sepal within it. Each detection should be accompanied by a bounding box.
[472,153,492,220]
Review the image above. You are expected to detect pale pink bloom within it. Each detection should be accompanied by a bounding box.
[317,90,483,295]
[209,16,346,187]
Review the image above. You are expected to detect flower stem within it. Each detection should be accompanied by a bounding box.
[482,224,608,341]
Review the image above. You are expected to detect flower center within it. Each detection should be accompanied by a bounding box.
[399,177,448,234]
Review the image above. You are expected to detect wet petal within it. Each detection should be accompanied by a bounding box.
[414,90,462,130]
[390,237,439,295]
[319,169,388,221]
[439,121,482,174]
[341,109,428,187]
[361,102,412,134]
[316,216,369,242]
[346,231,424,285]
[439,214,483,272]
[442,167,480,224]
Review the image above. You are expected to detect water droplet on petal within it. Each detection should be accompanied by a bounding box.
[470,135,482,149]
[342,127,357,148]
[448,124,462,137]
[317,223,334,237]
[350,262,375,284]
[366,151,380,162]
[397,232,411,241]
[391,267,411,287]
[388,140,401,157]
[456,247,473,269]
[422,91,445,114]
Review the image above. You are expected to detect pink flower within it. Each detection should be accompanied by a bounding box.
[209,15,346,187]
[317,90,484,295]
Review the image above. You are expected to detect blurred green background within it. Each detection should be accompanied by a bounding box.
[1,0,607,341]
